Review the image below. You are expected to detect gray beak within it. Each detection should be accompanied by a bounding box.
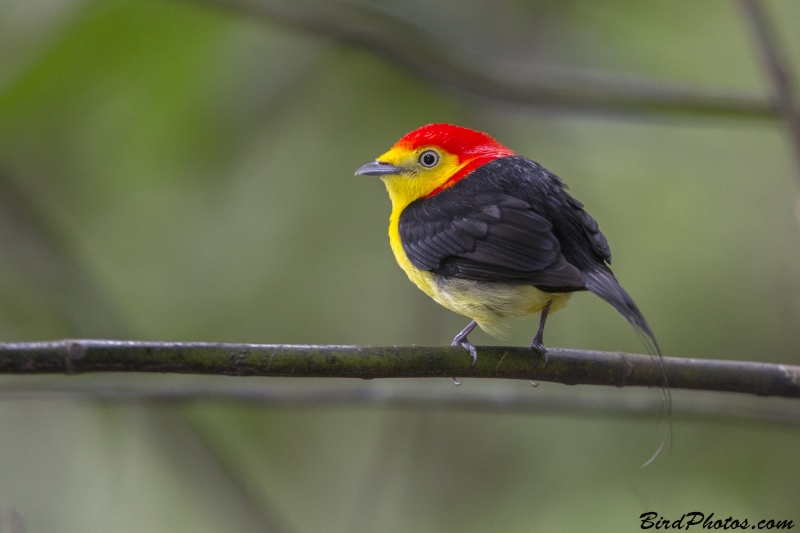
[355,161,401,176]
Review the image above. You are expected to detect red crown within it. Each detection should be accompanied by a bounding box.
[395,124,514,160]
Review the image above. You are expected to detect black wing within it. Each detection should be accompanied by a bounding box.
[398,189,586,291]
[465,156,612,270]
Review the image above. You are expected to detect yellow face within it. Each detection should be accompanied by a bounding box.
[375,145,465,209]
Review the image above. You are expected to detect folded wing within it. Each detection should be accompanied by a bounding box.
[399,192,586,291]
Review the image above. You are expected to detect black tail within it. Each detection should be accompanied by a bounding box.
[582,268,661,357]
[583,267,671,466]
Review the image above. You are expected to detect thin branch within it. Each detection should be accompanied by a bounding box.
[1,377,799,427]
[1,340,798,398]
[194,0,777,120]
[739,0,800,177]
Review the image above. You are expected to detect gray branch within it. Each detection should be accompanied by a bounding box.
[1,340,798,398]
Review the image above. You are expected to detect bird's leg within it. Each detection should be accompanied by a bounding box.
[452,320,479,367]
[531,299,553,364]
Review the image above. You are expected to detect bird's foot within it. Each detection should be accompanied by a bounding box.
[531,299,552,366]
[530,338,548,365]
[452,320,479,368]
[452,339,478,367]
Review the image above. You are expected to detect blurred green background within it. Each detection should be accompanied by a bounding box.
[1,0,799,531]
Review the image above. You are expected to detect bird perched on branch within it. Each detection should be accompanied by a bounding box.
[356,123,661,366]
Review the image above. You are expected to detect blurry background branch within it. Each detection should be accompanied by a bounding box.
[196,0,777,120]
[2,375,800,426]
[739,0,800,179]
[0,168,295,532]
[0,170,126,338]
[1,340,799,398]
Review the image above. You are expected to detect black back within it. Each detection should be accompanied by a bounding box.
[398,156,610,292]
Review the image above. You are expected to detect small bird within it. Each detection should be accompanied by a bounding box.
[356,123,661,365]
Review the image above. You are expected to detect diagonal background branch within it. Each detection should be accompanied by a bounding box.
[0,170,127,338]
[739,0,800,181]
[0,168,298,532]
[194,0,777,120]
[1,340,799,398]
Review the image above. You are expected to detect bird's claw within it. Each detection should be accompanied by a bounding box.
[531,340,548,365]
[450,320,478,384]
[454,341,478,368]
[451,320,479,367]
[448,341,477,386]
[530,299,552,366]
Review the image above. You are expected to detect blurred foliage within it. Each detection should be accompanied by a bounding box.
[0,0,799,531]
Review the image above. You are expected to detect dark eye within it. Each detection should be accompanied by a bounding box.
[419,150,439,168]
